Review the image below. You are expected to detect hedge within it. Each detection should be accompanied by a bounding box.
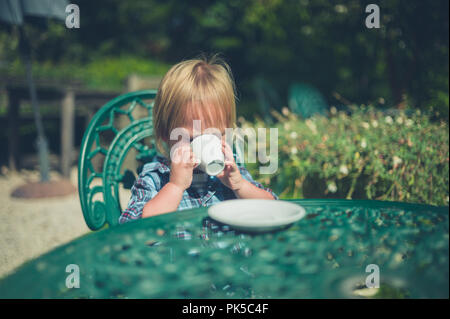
[243,105,449,206]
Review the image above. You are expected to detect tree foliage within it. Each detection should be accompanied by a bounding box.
[0,0,448,116]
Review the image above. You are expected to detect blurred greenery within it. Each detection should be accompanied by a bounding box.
[0,0,448,118]
[0,1,448,202]
[4,55,170,91]
[244,105,449,206]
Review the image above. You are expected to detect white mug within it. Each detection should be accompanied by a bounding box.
[190,134,225,176]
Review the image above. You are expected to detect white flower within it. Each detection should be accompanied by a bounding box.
[385,116,393,124]
[290,147,298,155]
[405,119,414,127]
[327,182,338,193]
[396,116,404,124]
[379,97,385,104]
[361,122,370,129]
[330,106,337,115]
[371,120,378,128]
[282,107,290,116]
[361,138,367,149]
[393,156,402,166]
[339,165,349,175]
[290,131,298,139]
[305,119,318,134]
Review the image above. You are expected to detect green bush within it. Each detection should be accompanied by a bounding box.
[243,105,449,206]
[5,56,170,91]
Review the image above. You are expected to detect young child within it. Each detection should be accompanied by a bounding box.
[119,55,277,224]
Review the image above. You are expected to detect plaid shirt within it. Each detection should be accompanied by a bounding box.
[119,155,278,224]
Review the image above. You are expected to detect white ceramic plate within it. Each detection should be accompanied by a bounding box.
[207,199,306,233]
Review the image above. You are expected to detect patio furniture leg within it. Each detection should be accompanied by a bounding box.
[7,91,20,172]
[61,89,75,178]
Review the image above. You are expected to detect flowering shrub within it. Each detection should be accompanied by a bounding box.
[243,105,449,206]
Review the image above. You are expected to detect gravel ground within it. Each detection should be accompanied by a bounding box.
[0,166,91,279]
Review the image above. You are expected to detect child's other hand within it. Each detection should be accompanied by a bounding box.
[169,143,197,191]
[217,138,244,191]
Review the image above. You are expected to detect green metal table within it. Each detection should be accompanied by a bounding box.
[0,199,448,298]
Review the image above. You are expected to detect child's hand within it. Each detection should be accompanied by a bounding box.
[217,138,244,191]
[169,143,197,192]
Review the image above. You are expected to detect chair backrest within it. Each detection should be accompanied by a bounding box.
[78,90,157,230]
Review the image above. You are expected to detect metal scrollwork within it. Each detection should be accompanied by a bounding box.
[78,91,157,230]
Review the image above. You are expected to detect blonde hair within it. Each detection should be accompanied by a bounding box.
[153,54,237,156]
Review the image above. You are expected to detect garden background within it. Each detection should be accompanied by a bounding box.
[0,0,448,206]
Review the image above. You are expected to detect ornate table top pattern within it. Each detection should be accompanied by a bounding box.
[0,199,448,298]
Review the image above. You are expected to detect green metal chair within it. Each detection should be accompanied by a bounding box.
[78,90,158,230]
